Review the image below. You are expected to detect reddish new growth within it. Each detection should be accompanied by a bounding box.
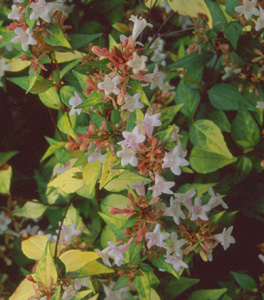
[178,219,218,262]
[137,137,165,180]
[110,193,164,259]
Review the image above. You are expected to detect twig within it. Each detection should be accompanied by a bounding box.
[48,108,65,141]
[159,26,206,37]
[0,193,65,207]
[54,197,74,260]
[145,0,159,20]
[147,12,176,49]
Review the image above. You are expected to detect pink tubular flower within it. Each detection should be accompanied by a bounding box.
[149,172,175,198]
[137,112,162,137]
[184,197,211,221]
[145,224,170,249]
[129,15,153,41]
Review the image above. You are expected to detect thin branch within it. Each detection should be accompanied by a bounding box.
[159,26,206,38]
[54,197,74,260]
[145,0,159,20]
[147,12,176,49]
[48,108,65,141]
[0,193,66,207]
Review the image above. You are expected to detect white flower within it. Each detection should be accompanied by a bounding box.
[235,0,260,20]
[162,144,189,176]
[129,15,153,41]
[149,172,175,198]
[222,65,241,80]
[56,223,81,242]
[144,64,166,89]
[165,253,188,272]
[87,146,106,163]
[0,212,11,235]
[30,0,55,23]
[151,50,166,65]
[95,246,111,267]
[256,5,264,31]
[20,224,39,236]
[127,53,148,74]
[145,224,170,249]
[103,281,130,300]
[108,239,132,266]
[166,232,185,256]
[69,92,83,116]
[174,188,196,203]
[178,15,192,30]
[148,36,165,52]
[8,4,23,20]
[184,197,211,221]
[74,277,90,290]
[137,112,162,137]
[117,145,138,167]
[11,27,37,51]
[130,180,148,197]
[256,101,264,109]
[118,125,145,149]
[207,188,228,209]
[164,197,185,225]
[98,75,120,95]
[54,0,75,14]
[62,285,77,300]
[0,59,10,77]
[121,93,144,112]
[169,126,182,143]
[214,226,235,250]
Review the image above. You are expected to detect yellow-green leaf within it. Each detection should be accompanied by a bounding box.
[83,161,101,193]
[63,204,90,234]
[7,57,31,72]
[40,141,67,162]
[78,261,114,277]
[9,278,36,300]
[168,0,213,28]
[58,113,77,139]
[99,151,124,189]
[12,201,47,219]
[75,290,94,300]
[39,87,61,110]
[50,286,61,300]
[48,167,85,194]
[0,164,12,194]
[35,242,58,286]
[55,51,83,63]
[22,235,49,260]
[60,250,99,272]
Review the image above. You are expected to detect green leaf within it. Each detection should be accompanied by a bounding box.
[112,275,129,291]
[104,170,151,192]
[0,151,19,164]
[234,156,252,184]
[224,22,242,49]
[231,104,260,150]
[39,87,61,110]
[44,24,71,48]
[35,242,58,286]
[8,76,53,94]
[207,110,231,133]
[76,91,103,108]
[231,272,257,291]
[78,260,114,277]
[47,167,85,194]
[211,210,238,227]
[101,225,117,248]
[101,194,130,220]
[68,33,102,50]
[26,68,40,94]
[12,201,47,219]
[188,288,227,300]
[165,277,200,298]
[204,0,227,32]
[83,161,101,194]
[155,126,176,144]
[190,146,237,173]
[159,104,184,131]
[72,70,88,91]
[64,204,90,235]
[99,151,124,189]
[208,83,255,111]
[98,212,126,239]
[58,113,76,139]
[61,60,80,79]
[189,119,233,158]
[40,141,67,162]
[134,271,151,300]
[225,0,240,15]
[168,50,214,69]
[0,164,12,194]
[175,79,200,119]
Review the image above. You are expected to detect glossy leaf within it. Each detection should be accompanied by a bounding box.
[50,286,61,300]
[224,21,242,49]
[159,104,184,131]
[9,278,36,300]
[134,271,151,300]
[0,151,19,164]
[64,204,90,234]
[99,212,126,239]
[0,164,12,194]
[44,24,71,48]
[39,87,61,110]
[57,113,77,139]
[151,253,180,279]
[83,161,101,193]
[234,156,252,184]
[188,288,227,300]
[231,271,257,291]
[72,70,88,91]
[165,277,200,298]
[40,141,67,162]
[12,201,47,219]
[101,194,130,220]
[78,260,114,277]
[22,235,49,260]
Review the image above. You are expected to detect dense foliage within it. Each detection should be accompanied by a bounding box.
[0,0,264,299]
